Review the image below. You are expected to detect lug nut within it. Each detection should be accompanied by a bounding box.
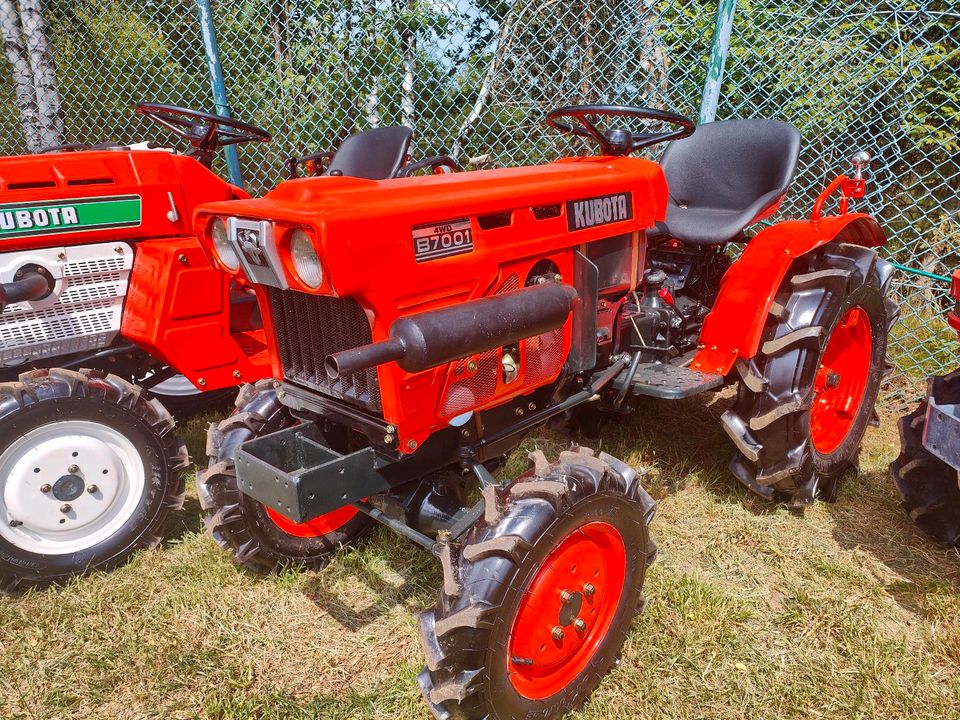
[551,626,564,641]
[574,618,587,633]
[826,371,841,388]
[68,464,79,474]
[560,590,573,603]
[583,583,596,598]
[86,484,98,494]
[60,504,72,514]
[40,483,52,493]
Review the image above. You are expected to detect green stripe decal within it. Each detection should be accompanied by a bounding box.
[0,194,141,239]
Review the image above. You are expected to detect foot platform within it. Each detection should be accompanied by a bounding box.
[629,362,723,400]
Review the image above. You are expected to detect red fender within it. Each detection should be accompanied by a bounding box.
[948,271,960,337]
[691,213,886,376]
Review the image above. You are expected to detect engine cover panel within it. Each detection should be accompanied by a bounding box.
[0,241,132,365]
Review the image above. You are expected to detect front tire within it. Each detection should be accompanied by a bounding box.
[417,447,656,720]
[0,368,187,591]
[722,242,897,506]
[889,371,960,546]
[198,380,373,574]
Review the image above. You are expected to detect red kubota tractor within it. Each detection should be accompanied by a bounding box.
[0,102,429,590]
[0,103,274,590]
[890,271,960,546]
[193,106,896,719]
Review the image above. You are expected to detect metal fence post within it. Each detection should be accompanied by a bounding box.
[195,0,243,187]
[698,0,737,125]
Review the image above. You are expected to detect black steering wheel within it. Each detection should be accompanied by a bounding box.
[546,104,695,155]
[135,102,271,167]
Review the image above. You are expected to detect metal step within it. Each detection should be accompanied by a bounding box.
[630,362,724,400]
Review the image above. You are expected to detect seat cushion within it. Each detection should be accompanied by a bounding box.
[656,205,749,246]
[656,118,801,246]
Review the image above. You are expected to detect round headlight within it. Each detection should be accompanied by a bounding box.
[211,217,239,271]
[290,229,323,288]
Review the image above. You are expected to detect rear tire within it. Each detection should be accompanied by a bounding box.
[198,380,373,574]
[889,371,960,546]
[0,368,187,591]
[722,242,897,506]
[417,446,656,720]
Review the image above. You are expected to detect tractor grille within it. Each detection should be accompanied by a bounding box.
[267,288,381,412]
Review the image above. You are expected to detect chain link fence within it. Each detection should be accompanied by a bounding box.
[0,0,956,397]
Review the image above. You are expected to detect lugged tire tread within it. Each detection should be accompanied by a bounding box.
[418,450,656,719]
[0,368,186,591]
[726,242,895,505]
[889,373,960,546]
[197,382,372,574]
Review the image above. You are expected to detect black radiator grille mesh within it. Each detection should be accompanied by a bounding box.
[267,288,381,411]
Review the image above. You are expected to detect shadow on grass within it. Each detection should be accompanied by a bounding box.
[299,530,439,632]
[164,492,205,542]
[571,390,783,516]
[826,467,960,614]
[301,572,423,632]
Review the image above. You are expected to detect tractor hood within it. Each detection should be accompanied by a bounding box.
[194,155,668,300]
[0,149,243,251]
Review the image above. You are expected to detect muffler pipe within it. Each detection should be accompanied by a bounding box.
[325,282,578,379]
[0,271,52,313]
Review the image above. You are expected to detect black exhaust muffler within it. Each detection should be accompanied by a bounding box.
[325,282,578,378]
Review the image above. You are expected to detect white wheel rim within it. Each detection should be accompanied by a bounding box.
[150,373,201,397]
[0,420,147,555]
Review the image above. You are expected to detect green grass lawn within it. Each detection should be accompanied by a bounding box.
[2,393,959,719]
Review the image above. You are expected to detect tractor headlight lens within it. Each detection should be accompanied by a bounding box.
[211,217,239,271]
[290,229,322,288]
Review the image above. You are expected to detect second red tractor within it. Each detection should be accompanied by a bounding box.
[891,270,960,546]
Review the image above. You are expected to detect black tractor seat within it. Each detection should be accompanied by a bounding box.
[327,125,412,179]
[651,118,801,246]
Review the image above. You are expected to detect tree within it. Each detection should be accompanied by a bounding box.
[0,0,61,151]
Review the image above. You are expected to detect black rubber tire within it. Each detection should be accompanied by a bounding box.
[417,446,656,720]
[197,379,373,574]
[889,371,960,546]
[722,242,898,506]
[0,368,187,591]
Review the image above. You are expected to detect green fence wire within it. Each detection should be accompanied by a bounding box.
[0,0,956,395]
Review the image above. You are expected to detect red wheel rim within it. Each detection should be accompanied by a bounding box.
[810,306,873,454]
[507,521,627,700]
[264,505,358,538]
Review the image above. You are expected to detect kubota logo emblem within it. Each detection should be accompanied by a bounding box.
[566,192,632,231]
[0,195,142,239]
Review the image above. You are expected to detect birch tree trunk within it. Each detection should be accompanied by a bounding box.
[19,0,62,149]
[0,0,41,151]
[639,0,668,103]
[451,8,518,159]
[363,0,380,127]
[395,0,416,130]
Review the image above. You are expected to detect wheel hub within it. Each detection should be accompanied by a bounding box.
[0,420,146,555]
[52,474,85,502]
[810,306,873,454]
[507,521,627,700]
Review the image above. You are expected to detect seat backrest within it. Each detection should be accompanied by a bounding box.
[659,118,801,212]
[326,126,413,180]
